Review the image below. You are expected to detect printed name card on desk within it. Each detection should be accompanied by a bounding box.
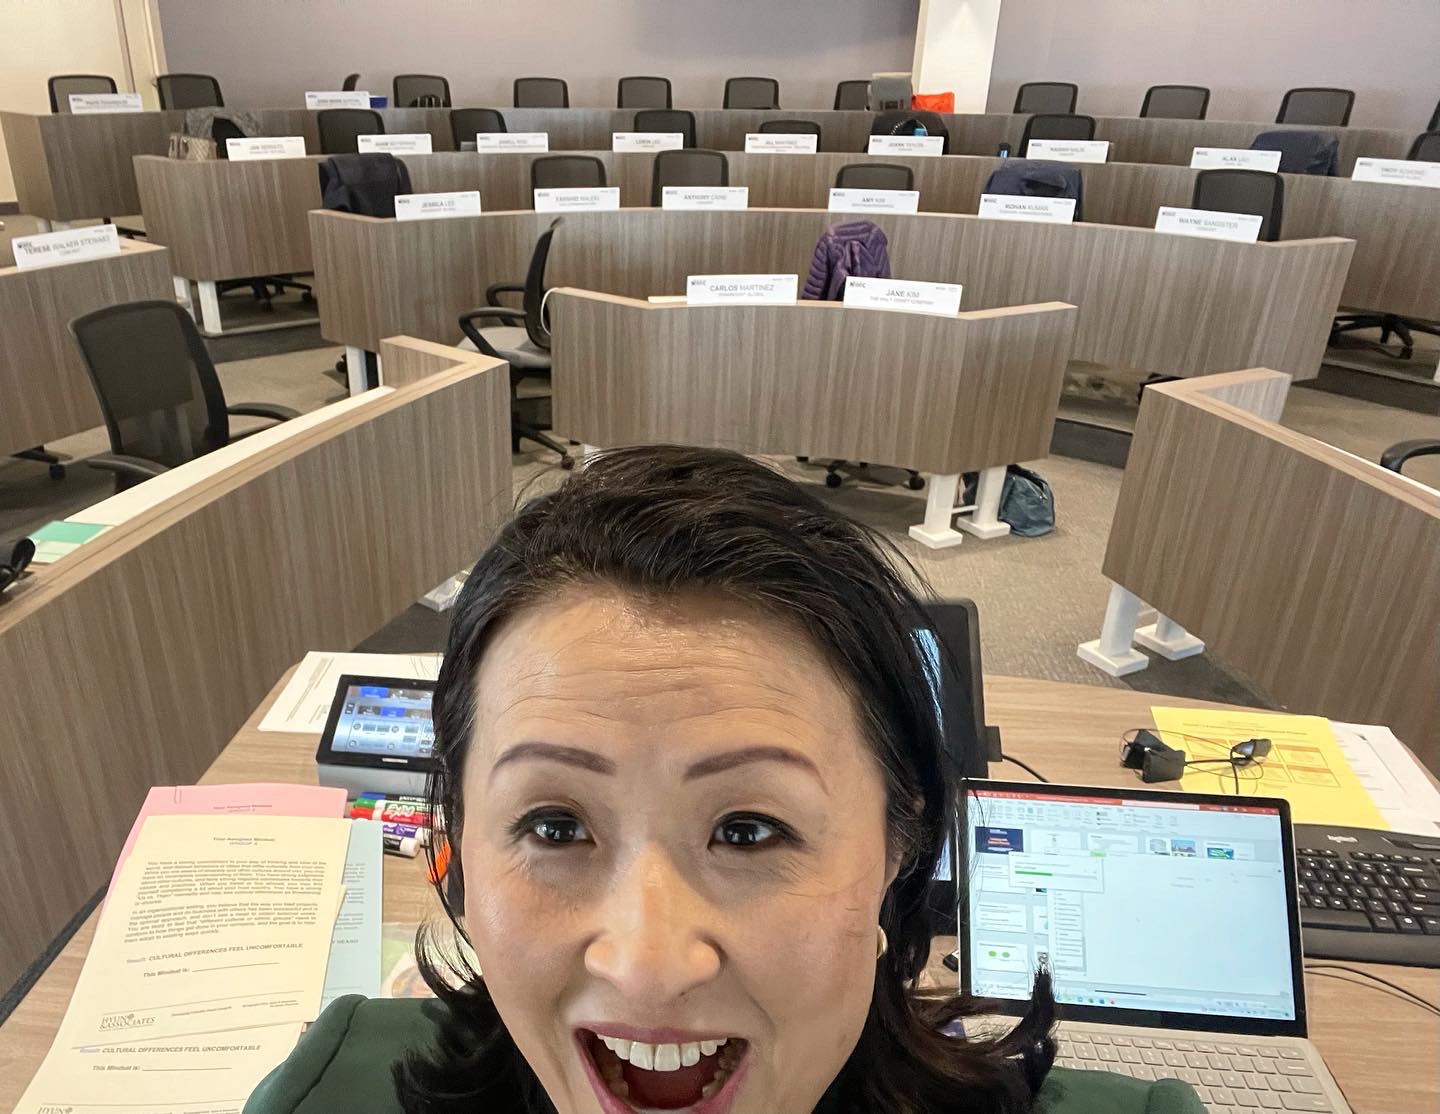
[478,132,549,152]
[1351,157,1440,189]
[1025,139,1109,163]
[357,132,434,154]
[533,186,621,213]
[661,186,749,210]
[977,193,1076,223]
[226,136,307,160]
[68,92,143,113]
[686,274,798,306]
[745,133,819,154]
[395,190,483,220]
[828,187,920,214]
[305,90,371,109]
[867,134,944,157]
[1153,206,1262,243]
[11,224,121,270]
[613,131,686,152]
[843,276,962,316]
[1190,146,1282,172]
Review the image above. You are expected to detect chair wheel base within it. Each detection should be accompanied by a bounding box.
[825,472,843,488]
[49,464,66,480]
[907,474,926,491]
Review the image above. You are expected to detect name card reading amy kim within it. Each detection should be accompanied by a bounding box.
[843,276,962,316]
[1351,157,1440,189]
[977,193,1076,223]
[828,187,920,214]
[661,186,750,210]
[1025,139,1109,163]
[304,91,371,109]
[612,132,686,152]
[744,133,819,154]
[686,274,799,306]
[357,133,433,154]
[1190,147,1282,172]
[11,224,122,270]
[1153,206,1262,243]
[394,191,483,221]
[533,187,622,213]
[867,134,945,156]
[68,92,143,113]
[477,132,549,152]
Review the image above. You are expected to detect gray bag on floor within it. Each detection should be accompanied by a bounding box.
[963,465,1056,537]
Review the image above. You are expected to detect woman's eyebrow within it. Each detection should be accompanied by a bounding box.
[489,742,618,780]
[488,742,825,789]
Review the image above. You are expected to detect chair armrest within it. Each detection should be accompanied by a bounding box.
[1380,439,1440,473]
[458,306,526,358]
[227,402,300,422]
[486,282,525,307]
[87,454,169,482]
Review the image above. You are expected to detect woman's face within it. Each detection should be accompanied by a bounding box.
[458,587,897,1114]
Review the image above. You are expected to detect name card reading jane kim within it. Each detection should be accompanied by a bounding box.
[686,274,799,306]
[843,276,962,316]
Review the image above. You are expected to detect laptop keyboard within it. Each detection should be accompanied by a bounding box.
[1054,1031,1335,1110]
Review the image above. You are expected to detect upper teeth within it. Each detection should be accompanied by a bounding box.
[600,1036,728,1071]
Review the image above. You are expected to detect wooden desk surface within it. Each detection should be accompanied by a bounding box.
[2,672,1435,1113]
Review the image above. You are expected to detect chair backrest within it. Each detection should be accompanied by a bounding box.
[1014,81,1077,114]
[531,154,607,192]
[156,73,223,110]
[317,108,385,154]
[834,80,870,111]
[317,153,413,217]
[48,74,117,113]
[869,109,951,153]
[1021,112,1096,148]
[634,109,696,148]
[514,77,569,108]
[451,108,507,146]
[617,75,672,109]
[982,159,1085,221]
[758,118,822,146]
[69,300,230,469]
[1276,87,1354,126]
[393,73,450,108]
[342,73,360,91]
[834,162,913,192]
[1250,129,1339,175]
[1139,84,1210,120]
[724,76,780,109]
[1430,99,1440,133]
[1192,169,1284,241]
[1408,130,1440,162]
[521,219,562,350]
[650,149,728,205]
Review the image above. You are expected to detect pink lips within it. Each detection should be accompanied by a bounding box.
[573,1028,751,1114]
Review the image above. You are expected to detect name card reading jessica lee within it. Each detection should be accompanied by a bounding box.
[12,224,121,270]
[612,132,685,152]
[1190,147,1282,172]
[533,187,621,213]
[395,191,483,220]
[843,276,962,316]
[477,132,549,152]
[304,91,371,109]
[357,133,433,154]
[1025,139,1109,163]
[1351,158,1440,189]
[68,92,143,114]
[867,134,944,157]
[686,274,799,306]
[226,136,307,160]
[661,186,749,210]
[828,188,920,214]
[977,193,1076,223]
[1153,206,1262,243]
[744,133,819,154]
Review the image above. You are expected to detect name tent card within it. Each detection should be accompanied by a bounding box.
[12,224,121,270]
[478,132,549,152]
[977,194,1076,223]
[1153,206,1263,243]
[828,188,920,214]
[357,133,433,154]
[612,132,686,152]
[1025,139,1109,163]
[533,187,621,213]
[744,133,819,154]
[68,92,143,114]
[1190,147,1282,172]
[305,91,371,109]
[1351,158,1440,189]
[395,191,483,220]
[686,274,799,306]
[226,136,307,160]
[843,276,962,316]
[661,186,749,210]
[867,135,944,157]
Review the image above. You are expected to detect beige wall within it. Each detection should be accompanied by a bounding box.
[988,0,1440,130]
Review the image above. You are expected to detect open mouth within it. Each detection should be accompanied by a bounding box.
[575,1028,749,1113]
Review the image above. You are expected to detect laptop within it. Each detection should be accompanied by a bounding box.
[959,780,1352,1113]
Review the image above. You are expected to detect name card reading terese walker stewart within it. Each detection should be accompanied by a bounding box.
[304,91,371,109]
[12,224,121,271]
[843,276,962,316]
[661,186,749,210]
[357,133,433,154]
[1153,206,1262,243]
[226,136,307,160]
[828,188,920,214]
[1190,147,1282,172]
[977,194,1076,223]
[1351,157,1440,189]
[744,133,819,154]
[477,132,549,152]
[686,274,799,306]
[533,187,621,213]
[394,191,483,221]
[68,92,143,114]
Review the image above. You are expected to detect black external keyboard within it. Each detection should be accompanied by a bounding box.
[1294,824,1440,968]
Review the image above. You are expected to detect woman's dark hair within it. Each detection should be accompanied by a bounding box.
[398,445,1055,1114]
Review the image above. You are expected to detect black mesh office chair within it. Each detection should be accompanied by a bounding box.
[1276,87,1354,126]
[317,109,385,154]
[393,74,450,107]
[156,73,223,110]
[342,73,361,91]
[1249,130,1339,175]
[1429,99,1440,133]
[530,155,607,193]
[723,77,780,109]
[48,74,117,113]
[1192,169,1283,241]
[514,77,569,108]
[1020,113,1096,150]
[458,219,571,467]
[1381,441,1440,477]
[451,108,506,147]
[634,109,696,148]
[869,110,950,153]
[68,300,297,491]
[1139,84,1210,120]
[758,119,822,148]
[617,76,672,109]
[834,80,870,111]
[650,149,728,204]
[1014,81,1077,114]
[1408,130,1440,161]
[834,162,913,191]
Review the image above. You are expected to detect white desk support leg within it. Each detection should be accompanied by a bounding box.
[956,465,1012,540]
[1135,614,1205,660]
[196,280,222,335]
[344,346,369,396]
[1077,583,1151,676]
[907,472,966,549]
[173,276,193,314]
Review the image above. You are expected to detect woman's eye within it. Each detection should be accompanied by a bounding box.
[714,815,783,848]
[527,813,589,845]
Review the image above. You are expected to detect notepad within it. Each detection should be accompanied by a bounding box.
[27,519,109,564]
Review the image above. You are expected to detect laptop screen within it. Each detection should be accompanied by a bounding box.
[961,781,1305,1035]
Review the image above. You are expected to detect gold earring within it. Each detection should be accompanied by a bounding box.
[876,926,888,959]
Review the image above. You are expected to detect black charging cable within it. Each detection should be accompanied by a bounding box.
[1000,755,1049,783]
[1303,963,1440,1017]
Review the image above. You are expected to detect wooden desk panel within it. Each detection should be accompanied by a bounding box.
[0,239,174,457]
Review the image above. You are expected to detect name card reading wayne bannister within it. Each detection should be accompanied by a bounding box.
[686,274,799,306]
[226,136,307,160]
[828,188,920,214]
[661,186,750,210]
[477,132,549,152]
[1153,206,1262,243]
[533,187,621,213]
[843,276,962,316]
[304,91,371,109]
[1025,139,1110,163]
[12,224,121,270]
[1190,147,1282,172]
[68,92,143,114]
[977,194,1076,223]
[744,133,819,154]
[394,191,483,221]
[357,133,434,154]
[867,135,944,157]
